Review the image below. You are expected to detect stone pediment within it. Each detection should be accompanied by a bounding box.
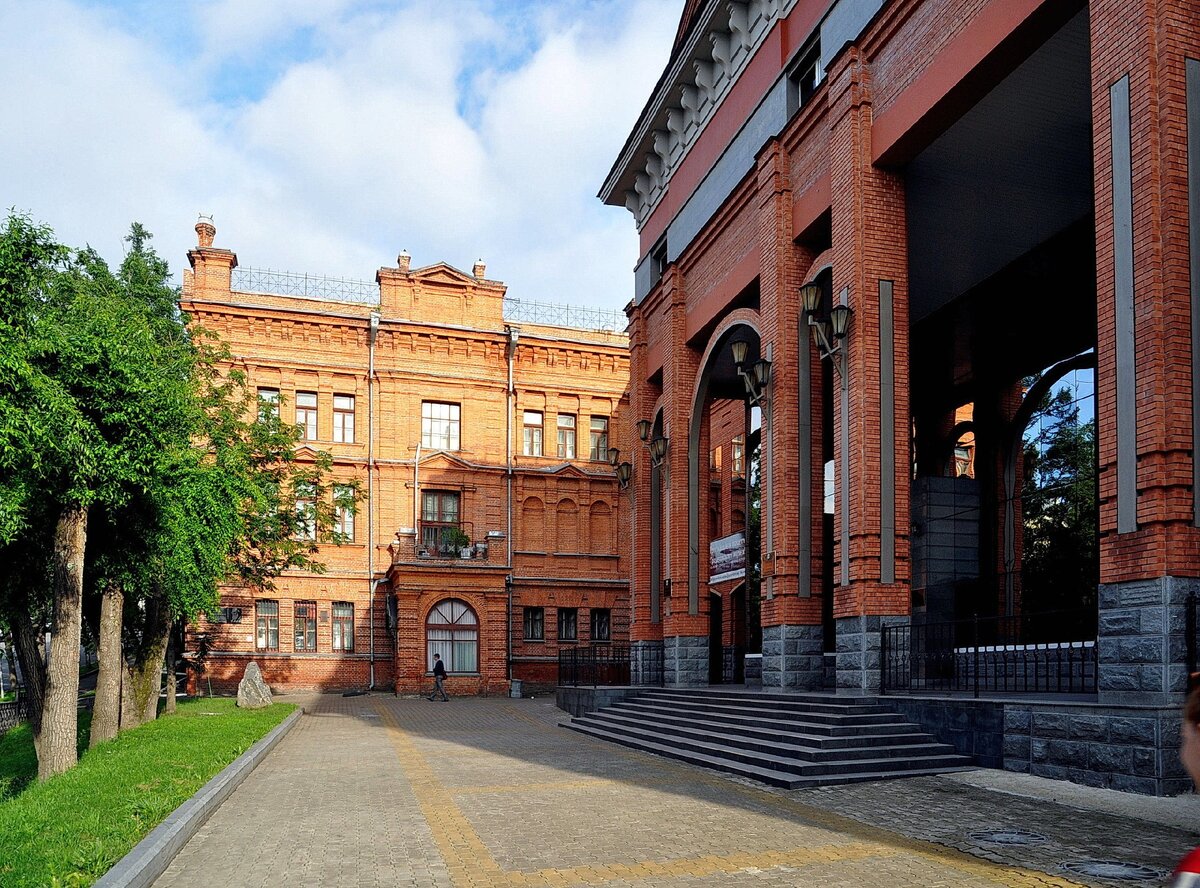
[409,263,476,286]
[546,462,601,479]
[420,451,474,471]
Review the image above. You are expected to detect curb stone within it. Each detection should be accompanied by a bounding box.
[93,706,304,888]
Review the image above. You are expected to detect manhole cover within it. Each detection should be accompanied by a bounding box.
[1061,861,1164,881]
[969,829,1048,846]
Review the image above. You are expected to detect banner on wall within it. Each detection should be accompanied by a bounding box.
[708,531,746,584]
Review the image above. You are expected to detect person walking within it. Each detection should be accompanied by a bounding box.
[428,653,449,702]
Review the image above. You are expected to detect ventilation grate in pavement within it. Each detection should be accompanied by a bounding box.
[1061,861,1165,881]
[969,829,1048,846]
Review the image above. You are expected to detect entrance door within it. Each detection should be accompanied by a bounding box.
[708,592,723,684]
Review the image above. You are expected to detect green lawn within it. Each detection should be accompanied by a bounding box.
[0,699,294,887]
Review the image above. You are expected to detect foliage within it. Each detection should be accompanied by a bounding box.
[1020,380,1098,618]
[0,700,293,887]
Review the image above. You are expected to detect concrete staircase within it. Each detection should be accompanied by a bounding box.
[562,688,975,789]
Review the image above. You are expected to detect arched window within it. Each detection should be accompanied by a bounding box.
[426,599,479,673]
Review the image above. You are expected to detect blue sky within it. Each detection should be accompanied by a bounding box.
[1,0,678,313]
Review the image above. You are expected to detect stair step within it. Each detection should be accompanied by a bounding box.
[639,689,886,713]
[585,711,955,760]
[562,721,975,789]
[609,701,919,736]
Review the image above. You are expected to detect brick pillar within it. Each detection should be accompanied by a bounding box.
[827,47,913,693]
[756,140,824,689]
[1091,0,1200,703]
[660,266,707,686]
[185,218,237,298]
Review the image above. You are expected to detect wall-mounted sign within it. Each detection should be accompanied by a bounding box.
[708,531,746,584]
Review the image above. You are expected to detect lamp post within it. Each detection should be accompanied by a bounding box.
[800,282,852,386]
[730,339,772,406]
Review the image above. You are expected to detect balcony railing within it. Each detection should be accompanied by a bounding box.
[881,608,1098,697]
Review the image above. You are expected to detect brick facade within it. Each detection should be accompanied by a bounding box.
[181,224,629,695]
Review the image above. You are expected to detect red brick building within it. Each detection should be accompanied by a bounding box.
[182,221,630,695]
[602,0,1200,791]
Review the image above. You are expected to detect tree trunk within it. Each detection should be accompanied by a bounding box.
[89,585,124,747]
[39,503,87,780]
[9,604,46,756]
[121,598,169,730]
[163,626,177,715]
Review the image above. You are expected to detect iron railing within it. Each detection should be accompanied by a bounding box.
[0,698,29,736]
[502,298,626,332]
[229,267,627,332]
[881,609,1098,697]
[558,645,665,687]
[721,645,745,683]
[232,267,379,304]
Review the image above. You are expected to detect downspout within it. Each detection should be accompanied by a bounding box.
[505,326,519,680]
[368,311,380,689]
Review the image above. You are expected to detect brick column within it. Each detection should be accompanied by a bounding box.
[756,140,825,689]
[1091,0,1200,703]
[827,47,913,693]
[660,266,707,686]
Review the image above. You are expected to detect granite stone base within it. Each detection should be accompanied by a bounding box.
[664,635,709,687]
[744,653,763,688]
[1098,575,1197,704]
[630,639,665,686]
[761,624,824,690]
[555,686,641,717]
[837,615,909,693]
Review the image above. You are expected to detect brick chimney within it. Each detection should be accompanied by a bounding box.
[185,214,237,298]
[196,215,216,248]
[397,249,411,274]
[473,258,486,280]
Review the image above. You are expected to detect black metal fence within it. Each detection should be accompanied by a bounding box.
[558,645,665,687]
[0,699,29,736]
[881,609,1098,697]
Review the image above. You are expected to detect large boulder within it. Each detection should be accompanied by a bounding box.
[237,662,272,709]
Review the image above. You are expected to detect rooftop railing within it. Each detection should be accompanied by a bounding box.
[229,266,627,331]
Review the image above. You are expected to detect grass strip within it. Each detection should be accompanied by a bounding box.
[0,698,294,887]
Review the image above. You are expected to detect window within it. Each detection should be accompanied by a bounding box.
[710,446,722,473]
[255,600,279,650]
[296,391,318,441]
[590,608,611,642]
[333,395,355,443]
[422,401,460,451]
[332,602,354,652]
[295,483,316,541]
[293,600,316,651]
[732,435,745,479]
[650,238,668,282]
[421,490,460,552]
[589,416,609,461]
[426,599,478,673]
[557,414,576,459]
[334,484,355,541]
[558,607,577,641]
[523,411,543,456]
[787,39,822,117]
[523,607,544,641]
[257,387,279,421]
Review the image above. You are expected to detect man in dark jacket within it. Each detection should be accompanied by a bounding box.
[428,654,449,701]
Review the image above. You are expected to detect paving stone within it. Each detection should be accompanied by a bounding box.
[153,694,1200,888]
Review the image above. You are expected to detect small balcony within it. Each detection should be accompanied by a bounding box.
[391,522,493,563]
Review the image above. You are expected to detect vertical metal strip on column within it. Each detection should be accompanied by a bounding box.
[650,462,661,622]
[879,280,895,584]
[1187,59,1200,526]
[1110,75,1137,534]
[799,309,813,596]
[839,286,851,589]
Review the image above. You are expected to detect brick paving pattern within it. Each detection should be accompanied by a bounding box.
[154,695,1200,887]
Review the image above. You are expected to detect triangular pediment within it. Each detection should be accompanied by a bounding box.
[410,263,475,286]
[547,462,599,479]
[420,451,474,471]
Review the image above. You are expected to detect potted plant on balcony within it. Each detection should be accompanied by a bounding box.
[444,527,471,559]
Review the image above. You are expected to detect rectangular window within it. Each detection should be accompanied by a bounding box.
[787,39,823,117]
[557,414,576,459]
[732,435,745,479]
[333,394,355,443]
[296,391,318,441]
[257,387,279,421]
[255,600,279,650]
[589,416,609,461]
[523,410,543,456]
[558,607,577,641]
[295,484,316,541]
[523,606,544,641]
[710,446,722,473]
[590,608,611,642]
[334,484,355,541]
[421,490,460,552]
[422,401,460,451]
[293,601,316,651]
[332,602,354,652]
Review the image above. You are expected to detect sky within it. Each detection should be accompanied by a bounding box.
[0,0,679,314]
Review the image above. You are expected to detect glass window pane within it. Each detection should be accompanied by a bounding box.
[453,639,477,672]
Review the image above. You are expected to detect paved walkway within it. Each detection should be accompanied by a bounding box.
[154,694,1200,887]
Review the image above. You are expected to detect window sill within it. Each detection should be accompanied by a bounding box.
[523,638,545,644]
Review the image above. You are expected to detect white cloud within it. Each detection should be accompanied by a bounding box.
[0,0,676,313]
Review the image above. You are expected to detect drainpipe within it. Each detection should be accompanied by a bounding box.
[505,326,519,680]
[368,311,380,689]
[413,442,422,547]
